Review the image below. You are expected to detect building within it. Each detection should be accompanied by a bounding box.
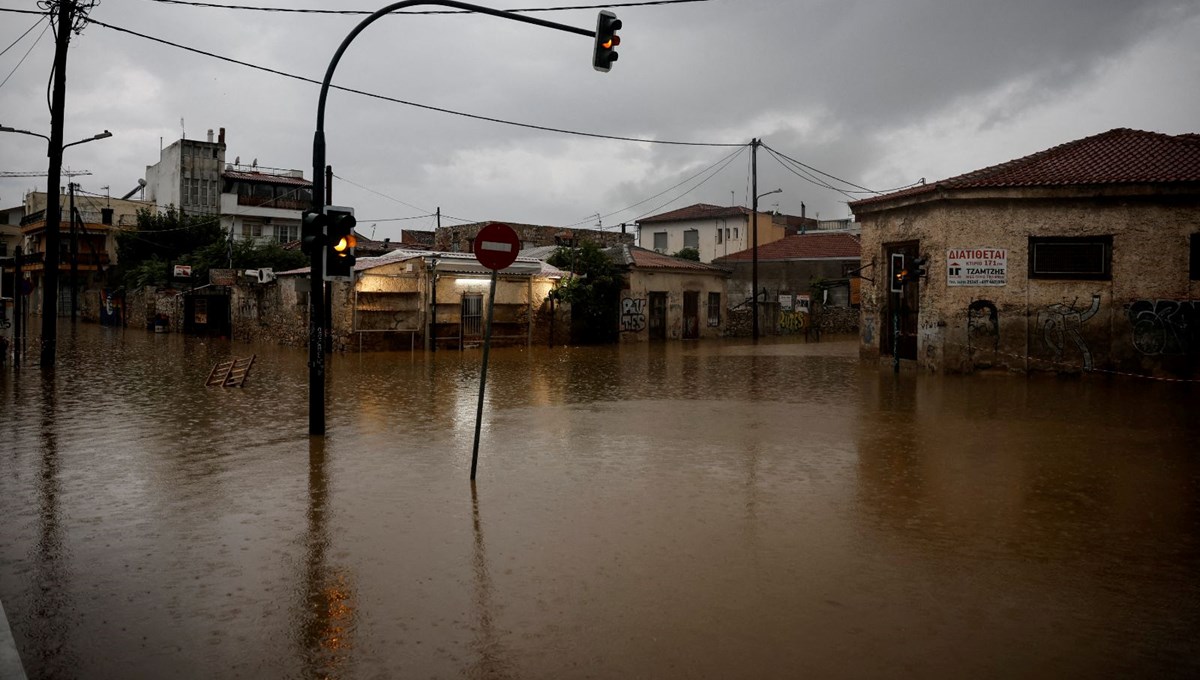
[606,244,730,341]
[850,128,1200,378]
[15,190,149,317]
[145,129,226,216]
[219,166,312,244]
[242,249,566,352]
[713,231,862,335]
[145,128,311,244]
[435,222,632,253]
[635,203,816,263]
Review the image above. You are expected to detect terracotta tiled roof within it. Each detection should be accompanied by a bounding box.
[606,245,729,273]
[636,203,753,223]
[714,232,861,262]
[222,169,311,187]
[851,128,1200,208]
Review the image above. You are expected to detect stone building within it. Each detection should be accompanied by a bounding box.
[435,222,632,253]
[850,128,1200,378]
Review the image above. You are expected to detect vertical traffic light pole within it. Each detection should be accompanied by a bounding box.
[308,0,602,435]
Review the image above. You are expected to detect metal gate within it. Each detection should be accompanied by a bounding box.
[461,293,483,341]
[649,292,667,340]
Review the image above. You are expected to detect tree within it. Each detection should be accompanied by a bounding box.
[114,207,309,289]
[672,247,700,261]
[547,242,624,344]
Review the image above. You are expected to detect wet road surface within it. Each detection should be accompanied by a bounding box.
[1,323,1198,678]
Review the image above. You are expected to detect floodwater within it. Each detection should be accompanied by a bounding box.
[1,323,1198,679]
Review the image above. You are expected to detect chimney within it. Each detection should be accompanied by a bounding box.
[218,127,225,145]
[207,129,214,143]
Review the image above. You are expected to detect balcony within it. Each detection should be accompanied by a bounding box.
[235,194,310,211]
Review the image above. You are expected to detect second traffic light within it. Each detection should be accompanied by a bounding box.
[324,205,357,281]
[593,10,621,72]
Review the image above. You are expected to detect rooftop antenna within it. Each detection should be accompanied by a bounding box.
[180,117,185,140]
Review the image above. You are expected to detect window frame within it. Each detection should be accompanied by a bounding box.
[707,292,721,327]
[1190,233,1200,281]
[683,229,699,249]
[1028,235,1112,280]
[653,232,667,252]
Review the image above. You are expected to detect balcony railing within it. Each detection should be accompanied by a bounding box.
[236,195,309,211]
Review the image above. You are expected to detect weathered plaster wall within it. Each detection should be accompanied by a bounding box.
[620,269,727,341]
[856,188,1200,377]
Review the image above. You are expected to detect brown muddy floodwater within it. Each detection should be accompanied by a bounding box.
[1,322,1198,679]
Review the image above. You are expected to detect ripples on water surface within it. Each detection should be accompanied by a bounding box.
[1,323,1198,678]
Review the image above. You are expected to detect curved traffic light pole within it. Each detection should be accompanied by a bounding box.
[308,1,599,435]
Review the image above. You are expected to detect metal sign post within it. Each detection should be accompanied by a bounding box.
[470,223,519,481]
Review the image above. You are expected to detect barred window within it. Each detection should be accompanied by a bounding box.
[707,292,721,326]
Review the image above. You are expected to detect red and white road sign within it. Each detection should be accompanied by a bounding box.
[473,222,520,271]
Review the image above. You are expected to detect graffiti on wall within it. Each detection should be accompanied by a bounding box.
[1128,299,1200,356]
[966,300,999,353]
[1037,294,1101,370]
[621,297,647,332]
[779,310,808,333]
[863,315,875,345]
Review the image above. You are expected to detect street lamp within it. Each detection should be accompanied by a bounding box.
[2,123,113,366]
[751,185,782,341]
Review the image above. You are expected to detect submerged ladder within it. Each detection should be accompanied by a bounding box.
[205,355,256,388]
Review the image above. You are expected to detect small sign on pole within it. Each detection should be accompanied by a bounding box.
[470,222,519,481]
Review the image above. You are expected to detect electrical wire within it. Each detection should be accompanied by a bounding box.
[0,15,46,58]
[0,8,50,15]
[332,172,430,214]
[82,16,743,148]
[763,146,856,200]
[0,17,50,93]
[631,144,748,221]
[561,143,748,227]
[761,142,875,193]
[139,0,710,15]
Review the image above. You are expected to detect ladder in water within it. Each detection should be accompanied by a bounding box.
[205,355,256,388]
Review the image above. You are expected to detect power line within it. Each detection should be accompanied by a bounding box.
[763,146,857,200]
[761,142,875,193]
[0,17,50,92]
[332,172,430,214]
[632,144,748,221]
[562,143,749,227]
[0,8,51,15]
[82,16,743,148]
[0,15,46,58]
[140,0,710,14]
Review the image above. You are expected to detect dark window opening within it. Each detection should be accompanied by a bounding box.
[707,292,721,326]
[1029,235,1112,280]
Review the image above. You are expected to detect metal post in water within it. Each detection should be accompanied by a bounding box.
[892,303,899,374]
[470,269,499,481]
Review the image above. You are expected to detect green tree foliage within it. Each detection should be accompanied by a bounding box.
[672,247,700,261]
[547,242,624,344]
[114,207,307,289]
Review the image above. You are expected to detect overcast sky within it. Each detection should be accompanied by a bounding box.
[2,0,1198,242]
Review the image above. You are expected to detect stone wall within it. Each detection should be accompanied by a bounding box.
[855,186,1200,377]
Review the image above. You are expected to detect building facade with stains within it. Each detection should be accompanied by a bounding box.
[850,128,1200,378]
[250,250,566,352]
[606,245,729,341]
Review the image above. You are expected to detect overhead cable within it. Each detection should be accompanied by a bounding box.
[140,0,710,14]
[84,16,742,148]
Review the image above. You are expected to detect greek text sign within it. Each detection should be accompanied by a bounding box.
[947,248,1007,286]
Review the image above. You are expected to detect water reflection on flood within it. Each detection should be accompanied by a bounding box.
[0,324,1197,678]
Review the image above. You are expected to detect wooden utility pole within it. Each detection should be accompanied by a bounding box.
[41,0,75,367]
[751,138,760,341]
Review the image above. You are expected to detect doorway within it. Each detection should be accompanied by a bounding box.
[683,291,699,339]
[648,292,667,341]
[883,241,920,360]
[461,293,483,342]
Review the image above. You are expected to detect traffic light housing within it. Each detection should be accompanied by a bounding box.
[301,210,326,256]
[593,10,621,72]
[894,267,911,286]
[323,205,357,281]
[911,255,928,279]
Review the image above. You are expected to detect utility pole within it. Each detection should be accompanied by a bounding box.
[13,246,22,365]
[41,0,76,368]
[69,182,78,321]
[751,138,760,341]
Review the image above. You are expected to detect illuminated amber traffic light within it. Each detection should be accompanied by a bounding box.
[323,206,357,281]
[593,10,621,72]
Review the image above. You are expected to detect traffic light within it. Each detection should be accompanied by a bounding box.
[323,205,357,281]
[911,255,928,279]
[894,267,911,286]
[301,210,326,256]
[593,10,621,72]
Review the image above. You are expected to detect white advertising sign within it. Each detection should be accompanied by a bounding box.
[947,248,1007,286]
[796,294,811,312]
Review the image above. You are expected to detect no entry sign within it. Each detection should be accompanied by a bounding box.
[473,222,520,271]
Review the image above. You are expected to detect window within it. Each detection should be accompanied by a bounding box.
[244,221,262,238]
[708,292,721,327]
[733,228,739,240]
[653,232,667,252]
[1029,236,1112,279]
[276,224,298,243]
[1191,233,1200,281]
[683,229,699,249]
[716,228,723,244]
